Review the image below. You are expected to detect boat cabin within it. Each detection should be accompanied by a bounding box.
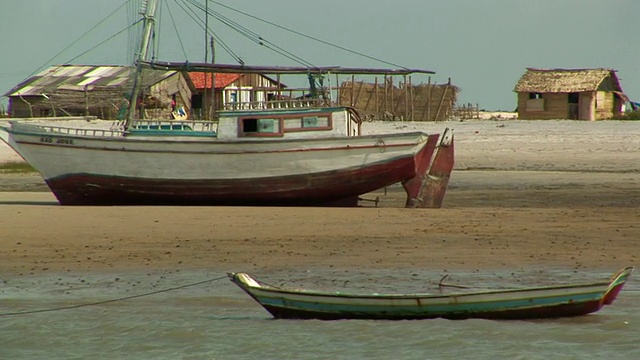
[219,107,360,140]
[129,106,362,140]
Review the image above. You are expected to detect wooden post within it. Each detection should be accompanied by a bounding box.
[374,77,378,116]
[409,76,414,121]
[363,81,373,113]
[350,75,355,106]
[335,73,340,106]
[435,78,451,121]
[84,85,89,116]
[403,74,408,121]
[354,81,364,109]
[384,75,388,113]
[422,77,432,121]
[390,76,394,119]
[210,36,216,117]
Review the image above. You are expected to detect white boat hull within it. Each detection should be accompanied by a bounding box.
[1,122,454,206]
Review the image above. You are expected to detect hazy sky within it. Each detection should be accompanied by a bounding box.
[1,0,638,111]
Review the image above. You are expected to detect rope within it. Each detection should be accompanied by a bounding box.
[64,20,144,65]
[0,275,228,317]
[165,0,189,61]
[27,0,131,79]
[183,0,315,67]
[210,0,410,70]
[173,0,244,64]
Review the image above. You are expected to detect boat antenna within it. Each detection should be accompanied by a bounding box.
[125,0,160,129]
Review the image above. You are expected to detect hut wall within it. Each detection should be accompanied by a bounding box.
[594,91,615,120]
[8,97,45,117]
[145,74,191,119]
[579,92,595,120]
[10,88,125,119]
[517,92,574,119]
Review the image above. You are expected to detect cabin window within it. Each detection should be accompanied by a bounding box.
[529,92,543,99]
[283,115,331,131]
[241,118,280,134]
[303,116,320,127]
[243,118,258,132]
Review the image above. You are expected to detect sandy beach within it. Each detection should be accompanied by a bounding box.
[1,119,639,279]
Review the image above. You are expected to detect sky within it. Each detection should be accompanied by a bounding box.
[0,0,638,111]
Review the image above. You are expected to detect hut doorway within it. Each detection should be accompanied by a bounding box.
[568,92,579,119]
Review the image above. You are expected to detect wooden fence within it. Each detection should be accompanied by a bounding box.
[337,77,459,121]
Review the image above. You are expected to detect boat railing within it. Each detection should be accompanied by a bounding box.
[130,119,218,133]
[223,98,331,111]
[51,126,123,137]
[10,121,124,137]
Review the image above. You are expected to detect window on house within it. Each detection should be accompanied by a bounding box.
[529,93,543,99]
[568,93,579,104]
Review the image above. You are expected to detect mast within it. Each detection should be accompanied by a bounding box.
[202,0,208,120]
[125,0,160,129]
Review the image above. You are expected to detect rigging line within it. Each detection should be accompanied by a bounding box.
[172,0,243,64]
[180,2,242,65]
[186,0,262,43]
[179,0,252,62]
[64,19,144,65]
[28,0,131,79]
[184,0,315,67]
[211,0,409,70]
[164,0,189,60]
[0,275,228,317]
[202,7,316,67]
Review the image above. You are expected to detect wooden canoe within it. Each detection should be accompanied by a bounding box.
[228,267,633,320]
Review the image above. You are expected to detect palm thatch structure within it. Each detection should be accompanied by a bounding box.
[338,77,459,121]
[514,68,627,120]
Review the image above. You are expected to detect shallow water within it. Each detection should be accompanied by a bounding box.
[1,268,638,359]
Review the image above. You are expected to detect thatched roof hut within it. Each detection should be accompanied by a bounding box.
[514,68,627,120]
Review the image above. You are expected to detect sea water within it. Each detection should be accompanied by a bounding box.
[1,268,638,360]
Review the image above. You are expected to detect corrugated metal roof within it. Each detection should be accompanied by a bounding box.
[514,68,624,93]
[4,65,178,97]
[12,85,37,96]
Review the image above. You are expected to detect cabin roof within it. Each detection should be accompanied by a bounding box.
[514,68,624,93]
[3,65,177,97]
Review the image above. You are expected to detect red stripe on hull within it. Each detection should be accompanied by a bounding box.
[262,300,609,320]
[46,157,419,206]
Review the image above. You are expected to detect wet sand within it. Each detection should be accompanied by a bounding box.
[1,120,639,279]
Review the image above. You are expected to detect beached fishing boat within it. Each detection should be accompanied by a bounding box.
[228,267,633,320]
[0,0,454,207]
